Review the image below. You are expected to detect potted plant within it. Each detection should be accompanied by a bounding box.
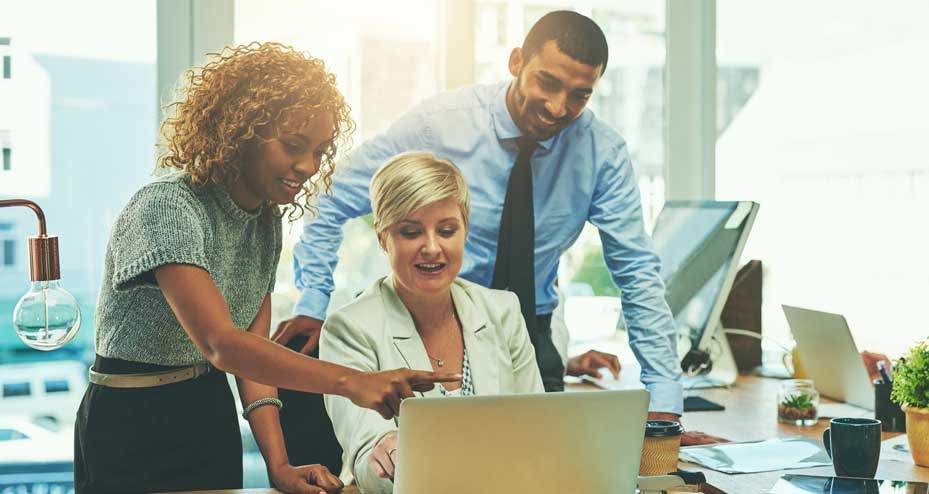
[890,339,929,467]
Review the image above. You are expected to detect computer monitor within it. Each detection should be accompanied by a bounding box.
[651,200,759,387]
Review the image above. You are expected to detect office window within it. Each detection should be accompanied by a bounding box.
[3,146,11,170]
[0,224,12,268]
[716,0,929,357]
[2,382,31,398]
[2,239,13,267]
[1,36,9,79]
[44,379,70,394]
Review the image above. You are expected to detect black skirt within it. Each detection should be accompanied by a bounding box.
[74,356,242,494]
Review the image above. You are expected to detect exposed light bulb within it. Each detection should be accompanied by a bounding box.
[1,199,81,351]
[13,280,81,351]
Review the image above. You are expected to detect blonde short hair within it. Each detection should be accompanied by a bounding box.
[370,151,470,234]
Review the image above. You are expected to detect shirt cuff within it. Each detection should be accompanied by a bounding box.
[644,380,684,416]
[293,287,331,320]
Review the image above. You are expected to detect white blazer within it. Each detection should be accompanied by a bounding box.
[320,276,544,493]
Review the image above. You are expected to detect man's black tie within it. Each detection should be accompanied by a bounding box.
[491,136,565,391]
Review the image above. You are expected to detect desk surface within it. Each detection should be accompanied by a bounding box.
[669,375,927,493]
[167,374,928,494]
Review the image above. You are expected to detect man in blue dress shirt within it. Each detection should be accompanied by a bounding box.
[274,12,713,465]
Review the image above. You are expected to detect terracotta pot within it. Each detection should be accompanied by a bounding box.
[902,405,929,467]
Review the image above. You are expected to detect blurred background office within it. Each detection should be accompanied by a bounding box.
[0,0,926,490]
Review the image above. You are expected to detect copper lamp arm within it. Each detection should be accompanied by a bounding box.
[0,199,59,281]
[0,199,48,236]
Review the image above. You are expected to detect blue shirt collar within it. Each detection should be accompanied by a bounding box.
[491,81,558,151]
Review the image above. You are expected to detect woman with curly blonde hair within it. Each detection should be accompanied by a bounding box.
[74,42,458,494]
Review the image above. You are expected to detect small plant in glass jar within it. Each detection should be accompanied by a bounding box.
[778,379,819,426]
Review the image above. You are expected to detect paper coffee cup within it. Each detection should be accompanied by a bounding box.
[639,420,683,475]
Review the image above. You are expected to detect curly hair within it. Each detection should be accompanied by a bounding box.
[158,41,354,221]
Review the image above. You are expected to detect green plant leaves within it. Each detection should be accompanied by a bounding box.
[781,392,814,410]
[891,339,929,409]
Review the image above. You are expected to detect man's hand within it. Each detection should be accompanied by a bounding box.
[566,349,620,379]
[647,412,730,446]
[273,315,324,354]
[368,431,399,480]
[269,462,343,494]
[861,350,892,384]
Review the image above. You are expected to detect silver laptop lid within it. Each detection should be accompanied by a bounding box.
[782,305,874,409]
[394,389,649,494]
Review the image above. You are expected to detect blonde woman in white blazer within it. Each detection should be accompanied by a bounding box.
[320,151,544,493]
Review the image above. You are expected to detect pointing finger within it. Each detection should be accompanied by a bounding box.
[408,371,462,390]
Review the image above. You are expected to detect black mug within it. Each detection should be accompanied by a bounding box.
[822,417,882,478]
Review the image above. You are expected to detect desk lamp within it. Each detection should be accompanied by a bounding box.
[0,199,81,350]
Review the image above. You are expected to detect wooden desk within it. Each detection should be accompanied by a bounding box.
[670,374,928,494]
[168,374,928,494]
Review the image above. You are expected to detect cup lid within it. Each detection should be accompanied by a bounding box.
[645,420,683,437]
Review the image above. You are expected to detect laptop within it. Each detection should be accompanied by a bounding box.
[782,305,874,410]
[394,389,650,494]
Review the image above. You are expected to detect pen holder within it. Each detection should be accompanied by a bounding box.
[874,380,906,432]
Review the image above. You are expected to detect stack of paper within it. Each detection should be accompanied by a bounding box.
[680,437,832,474]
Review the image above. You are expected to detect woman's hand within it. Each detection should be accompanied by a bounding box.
[368,431,400,480]
[269,463,343,494]
[342,369,461,419]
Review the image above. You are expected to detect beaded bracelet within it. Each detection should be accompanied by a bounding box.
[242,397,284,419]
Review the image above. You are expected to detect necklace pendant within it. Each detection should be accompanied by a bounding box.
[437,359,444,367]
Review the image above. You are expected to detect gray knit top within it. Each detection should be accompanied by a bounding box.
[94,173,282,366]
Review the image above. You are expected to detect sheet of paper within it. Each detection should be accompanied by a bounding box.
[880,433,913,463]
[580,363,645,390]
[679,437,832,474]
[568,332,645,390]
